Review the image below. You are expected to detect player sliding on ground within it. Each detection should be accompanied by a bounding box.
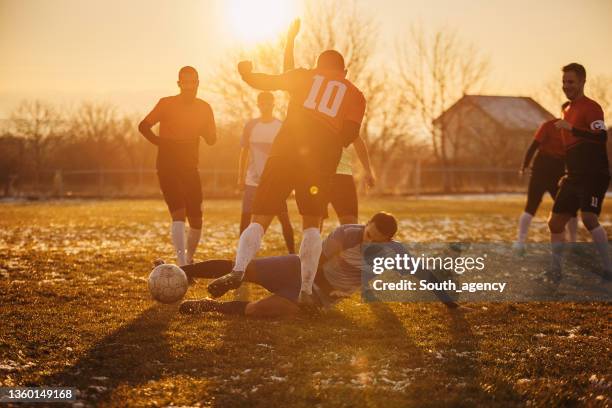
[237,91,295,254]
[212,35,367,306]
[514,103,578,254]
[175,212,462,317]
[547,63,611,282]
[283,19,375,227]
[139,66,216,266]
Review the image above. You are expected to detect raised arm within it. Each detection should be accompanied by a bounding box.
[283,19,300,72]
[238,61,292,91]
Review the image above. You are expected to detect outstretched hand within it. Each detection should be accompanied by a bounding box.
[287,18,301,40]
[237,60,253,77]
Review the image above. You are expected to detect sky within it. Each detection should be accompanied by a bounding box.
[0,0,611,118]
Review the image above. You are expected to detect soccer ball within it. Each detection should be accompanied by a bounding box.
[148,264,188,304]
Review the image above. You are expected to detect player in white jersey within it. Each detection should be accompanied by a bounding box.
[237,92,295,254]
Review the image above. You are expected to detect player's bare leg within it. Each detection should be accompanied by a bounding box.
[170,208,187,266]
[185,215,202,265]
[180,294,298,318]
[276,212,295,254]
[581,211,612,280]
[547,212,572,282]
[566,217,578,242]
[245,294,300,318]
[208,214,274,296]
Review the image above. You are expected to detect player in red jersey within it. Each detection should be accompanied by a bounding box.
[139,66,216,266]
[513,104,578,254]
[283,20,375,227]
[547,63,610,282]
[208,24,367,306]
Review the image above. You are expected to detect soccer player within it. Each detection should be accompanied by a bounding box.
[210,33,367,305]
[547,63,611,282]
[238,91,295,254]
[514,104,578,253]
[138,66,216,266]
[283,19,375,226]
[176,212,462,317]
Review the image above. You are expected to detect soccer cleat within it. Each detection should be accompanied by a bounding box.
[152,258,166,267]
[512,242,526,257]
[179,298,220,314]
[207,271,244,298]
[543,267,562,285]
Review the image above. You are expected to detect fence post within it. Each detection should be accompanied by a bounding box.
[98,169,104,196]
[53,170,63,197]
[212,169,219,195]
[414,159,421,198]
[138,167,143,190]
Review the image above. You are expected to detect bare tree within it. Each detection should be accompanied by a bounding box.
[533,74,612,119]
[69,102,124,170]
[205,0,423,192]
[9,100,64,189]
[396,26,490,177]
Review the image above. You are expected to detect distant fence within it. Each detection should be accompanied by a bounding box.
[0,165,553,199]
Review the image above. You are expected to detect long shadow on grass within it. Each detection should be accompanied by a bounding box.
[38,304,174,405]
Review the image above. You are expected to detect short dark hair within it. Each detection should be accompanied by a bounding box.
[179,66,198,79]
[370,212,398,239]
[257,91,274,104]
[316,50,345,71]
[562,63,586,81]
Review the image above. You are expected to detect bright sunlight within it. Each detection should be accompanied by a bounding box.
[226,0,297,44]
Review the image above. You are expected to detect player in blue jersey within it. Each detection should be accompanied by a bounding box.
[172,212,463,318]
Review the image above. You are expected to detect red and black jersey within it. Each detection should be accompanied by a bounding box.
[534,119,564,159]
[266,68,366,173]
[562,96,609,176]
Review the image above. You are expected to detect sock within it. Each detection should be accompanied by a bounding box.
[551,232,565,271]
[171,221,186,266]
[517,212,533,243]
[590,226,612,272]
[217,300,249,315]
[566,217,578,242]
[299,227,323,294]
[279,215,296,254]
[233,222,264,275]
[186,227,202,264]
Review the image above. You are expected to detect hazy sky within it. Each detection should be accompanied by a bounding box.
[1,0,610,117]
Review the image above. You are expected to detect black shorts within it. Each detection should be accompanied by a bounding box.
[327,174,358,218]
[157,167,203,218]
[252,156,332,217]
[552,174,610,216]
[525,154,565,215]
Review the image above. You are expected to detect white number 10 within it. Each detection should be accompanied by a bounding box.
[303,75,347,118]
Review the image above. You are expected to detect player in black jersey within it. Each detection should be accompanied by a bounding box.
[547,63,611,282]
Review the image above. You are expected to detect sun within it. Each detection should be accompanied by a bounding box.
[226,0,297,44]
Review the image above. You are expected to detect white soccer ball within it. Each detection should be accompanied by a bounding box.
[148,264,188,304]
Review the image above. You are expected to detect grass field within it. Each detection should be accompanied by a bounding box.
[0,197,611,407]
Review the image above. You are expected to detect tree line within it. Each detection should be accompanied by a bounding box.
[1,0,610,196]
